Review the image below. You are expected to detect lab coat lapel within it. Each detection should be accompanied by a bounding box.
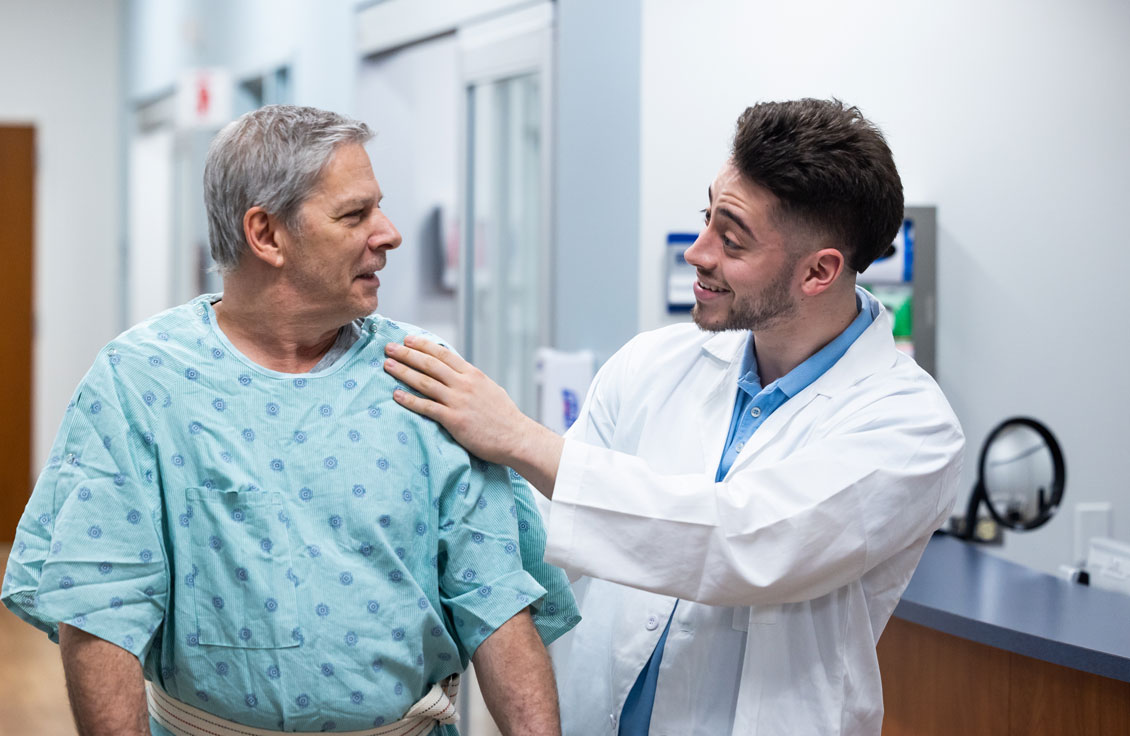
[721,306,900,478]
[697,330,748,471]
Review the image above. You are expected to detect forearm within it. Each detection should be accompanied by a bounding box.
[471,609,561,736]
[59,623,150,736]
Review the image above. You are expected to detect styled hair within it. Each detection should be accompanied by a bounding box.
[731,99,904,273]
[203,105,373,271]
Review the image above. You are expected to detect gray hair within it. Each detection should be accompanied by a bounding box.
[203,105,373,271]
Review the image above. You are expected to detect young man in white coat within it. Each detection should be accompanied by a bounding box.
[382,98,966,735]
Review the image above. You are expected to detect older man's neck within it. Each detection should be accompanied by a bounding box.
[213,277,343,374]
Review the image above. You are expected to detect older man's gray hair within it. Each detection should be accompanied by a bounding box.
[204,105,373,271]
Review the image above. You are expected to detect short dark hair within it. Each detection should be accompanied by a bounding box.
[731,99,903,273]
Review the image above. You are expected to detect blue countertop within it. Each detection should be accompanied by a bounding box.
[894,533,1130,683]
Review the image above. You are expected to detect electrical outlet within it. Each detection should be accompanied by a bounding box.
[1074,502,1113,566]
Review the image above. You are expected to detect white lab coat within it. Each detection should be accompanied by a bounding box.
[542,303,965,736]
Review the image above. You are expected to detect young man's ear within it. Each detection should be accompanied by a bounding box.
[243,206,286,268]
[799,248,846,296]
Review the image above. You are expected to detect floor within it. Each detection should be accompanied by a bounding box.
[0,544,77,736]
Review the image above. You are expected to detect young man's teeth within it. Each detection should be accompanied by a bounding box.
[699,282,725,293]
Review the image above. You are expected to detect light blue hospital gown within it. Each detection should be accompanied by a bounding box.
[2,295,579,734]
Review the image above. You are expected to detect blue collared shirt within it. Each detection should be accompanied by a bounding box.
[619,287,878,736]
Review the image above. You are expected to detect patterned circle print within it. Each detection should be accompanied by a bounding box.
[212,596,224,609]
[186,632,200,647]
[216,662,230,676]
[478,586,493,598]
[212,398,226,412]
[149,356,163,367]
[462,569,476,582]
[172,454,185,467]
[241,428,255,442]
[417,597,429,610]
[143,391,157,406]
[185,368,199,381]
[324,456,338,470]
[349,429,361,443]
[295,694,310,708]
[368,405,381,419]
[339,572,354,586]
[211,348,224,360]
[208,535,222,550]
[344,631,358,647]
[415,522,427,536]
[78,487,92,501]
[238,374,251,386]
[352,484,366,498]
[307,545,321,558]
[51,541,62,555]
[431,625,444,637]
[397,431,408,445]
[387,570,403,583]
[319,405,333,417]
[239,628,252,642]
[235,567,249,582]
[393,683,404,696]
[344,379,357,390]
[359,542,373,557]
[518,519,531,532]
[188,421,203,434]
[264,597,278,613]
[267,665,280,679]
[350,691,364,705]
[366,600,380,614]
[260,538,273,553]
[88,525,103,539]
[139,549,153,563]
[456,482,469,496]
[471,531,485,544]
[401,489,412,503]
[299,487,313,501]
[391,628,406,641]
[231,507,246,523]
[316,603,330,617]
[245,693,257,708]
[320,663,334,677]
[371,658,384,673]
[90,401,102,415]
[269,458,284,472]
[378,515,390,528]
[293,378,307,389]
[377,457,390,471]
[178,513,190,527]
[59,576,74,589]
[266,402,280,416]
[329,515,343,529]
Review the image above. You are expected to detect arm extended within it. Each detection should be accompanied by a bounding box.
[471,609,560,736]
[59,623,150,736]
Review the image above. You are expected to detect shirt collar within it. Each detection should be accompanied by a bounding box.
[736,286,879,398]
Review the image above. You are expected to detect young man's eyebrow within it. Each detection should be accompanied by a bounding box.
[718,208,752,237]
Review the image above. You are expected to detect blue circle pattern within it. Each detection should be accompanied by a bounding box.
[23,311,575,721]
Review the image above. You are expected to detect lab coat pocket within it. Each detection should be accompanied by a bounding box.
[187,488,299,649]
[732,604,779,631]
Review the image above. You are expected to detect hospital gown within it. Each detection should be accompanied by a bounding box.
[2,295,579,734]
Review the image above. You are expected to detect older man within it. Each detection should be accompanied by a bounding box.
[2,105,576,736]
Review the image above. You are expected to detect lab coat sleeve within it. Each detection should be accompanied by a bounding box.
[545,390,964,607]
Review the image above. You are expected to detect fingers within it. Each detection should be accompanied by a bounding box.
[383,356,451,403]
[391,387,446,422]
[385,339,462,385]
[402,334,470,372]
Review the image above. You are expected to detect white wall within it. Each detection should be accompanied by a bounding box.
[0,0,124,468]
[637,0,1130,574]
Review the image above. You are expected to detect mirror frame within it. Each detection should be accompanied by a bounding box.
[961,416,1066,539]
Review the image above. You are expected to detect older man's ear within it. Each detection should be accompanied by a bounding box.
[242,205,285,268]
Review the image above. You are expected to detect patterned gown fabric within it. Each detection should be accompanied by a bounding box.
[2,295,579,734]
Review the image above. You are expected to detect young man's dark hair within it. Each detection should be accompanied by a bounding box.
[732,98,904,273]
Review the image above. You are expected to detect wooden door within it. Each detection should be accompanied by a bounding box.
[0,126,35,542]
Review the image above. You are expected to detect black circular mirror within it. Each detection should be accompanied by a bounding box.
[959,417,1066,541]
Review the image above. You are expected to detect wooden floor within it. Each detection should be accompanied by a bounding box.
[0,544,77,736]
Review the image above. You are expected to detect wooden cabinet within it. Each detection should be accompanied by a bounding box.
[879,617,1130,735]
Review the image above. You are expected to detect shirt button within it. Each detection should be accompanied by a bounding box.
[646,615,659,631]
[735,441,745,452]
[609,713,617,727]
[64,453,76,465]
[750,406,761,418]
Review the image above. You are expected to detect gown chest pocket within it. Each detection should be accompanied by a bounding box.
[187,488,299,649]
